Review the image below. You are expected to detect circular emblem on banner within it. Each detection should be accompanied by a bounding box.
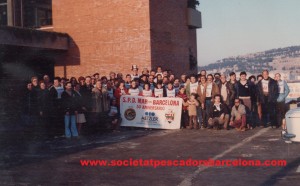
[124,108,136,121]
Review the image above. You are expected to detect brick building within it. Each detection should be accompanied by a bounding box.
[0,0,201,128]
[52,0,201,77]
[1,0,201,79]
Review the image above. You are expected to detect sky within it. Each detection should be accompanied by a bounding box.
[196,0,300,66]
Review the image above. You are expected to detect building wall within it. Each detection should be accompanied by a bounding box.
[52,0,151,78]
[52,0,197,78]
[150,0,197,75]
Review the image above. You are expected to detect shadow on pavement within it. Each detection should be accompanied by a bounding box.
[0,124,165,170]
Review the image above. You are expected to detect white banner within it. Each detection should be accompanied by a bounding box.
[120,95,182,129]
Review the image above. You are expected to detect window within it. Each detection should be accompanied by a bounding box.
[22,0,52,28]
[0,0,7,26]
[37,7,52,26]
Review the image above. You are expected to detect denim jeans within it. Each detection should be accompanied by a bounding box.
[205,99,212,115]
[64,115,78,138]
[197,107,203,125]
[203,99,212,126]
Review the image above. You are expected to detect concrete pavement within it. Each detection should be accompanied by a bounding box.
[0,127,300,186]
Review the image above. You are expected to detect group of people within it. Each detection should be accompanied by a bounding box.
[22,65,290,139]
[175,69,290,131]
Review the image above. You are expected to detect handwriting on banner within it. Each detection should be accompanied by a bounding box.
[122,97,180,110]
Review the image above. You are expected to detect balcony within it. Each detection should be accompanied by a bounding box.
[187,8,202,29]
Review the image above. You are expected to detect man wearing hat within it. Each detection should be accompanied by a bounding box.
[131,65,140,80]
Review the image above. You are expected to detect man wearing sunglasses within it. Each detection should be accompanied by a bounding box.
[229,98,247,131]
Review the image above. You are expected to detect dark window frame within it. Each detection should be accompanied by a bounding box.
[0,0,8,26]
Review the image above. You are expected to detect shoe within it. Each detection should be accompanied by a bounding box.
[281,130,287,139]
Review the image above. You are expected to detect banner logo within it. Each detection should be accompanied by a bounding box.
[141,112,159,122]
[124,108,136,121]
[165,110,175,123]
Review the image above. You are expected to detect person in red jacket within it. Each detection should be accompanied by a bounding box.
[114,81,128,110]
[176,86,189,129]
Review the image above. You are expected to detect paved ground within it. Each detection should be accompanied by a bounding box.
[1,126,300,186]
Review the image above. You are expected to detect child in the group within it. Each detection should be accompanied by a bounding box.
[187,93,200,129]
[165,82,176,97]
[154,81,166,97]
[108,99,121,132]
[128,80,140,96]
[139,83,154,97]
[176,86,189,129]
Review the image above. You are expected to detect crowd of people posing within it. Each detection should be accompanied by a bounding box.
[22,65,290,139]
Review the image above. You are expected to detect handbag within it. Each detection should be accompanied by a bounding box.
[76,113,86,123]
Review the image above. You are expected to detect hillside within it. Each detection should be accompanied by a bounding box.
[199,46,300,74]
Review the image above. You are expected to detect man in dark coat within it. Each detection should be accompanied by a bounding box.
[256,70,279,128]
